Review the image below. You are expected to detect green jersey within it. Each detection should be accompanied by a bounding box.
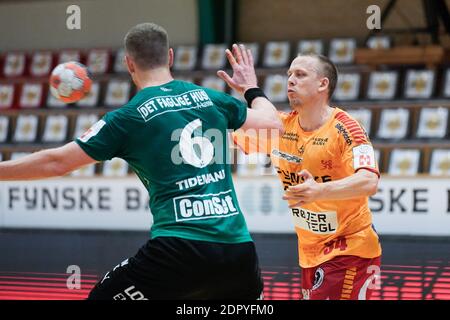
[75,80,252,243]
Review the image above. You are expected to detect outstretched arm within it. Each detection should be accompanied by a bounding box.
[0,142,97,181]
[217,44,283,132]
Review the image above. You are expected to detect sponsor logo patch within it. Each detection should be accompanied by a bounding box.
[313,268,325,290]
[312,137,328,146]
[352,144,376,169]
[335,123,352,146]
[137,89,213,122]
[173,190,239,222]
[272,149,302,164]
[291,207,338,234]
[79,120,106,143]
[282,132,299,142]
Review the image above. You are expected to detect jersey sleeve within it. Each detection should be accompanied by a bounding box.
[206,89,248,130]
[74,112,127,161]
[336,112,380,177]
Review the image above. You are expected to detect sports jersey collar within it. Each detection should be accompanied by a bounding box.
[139,79,177,91]
[296,107,339,136]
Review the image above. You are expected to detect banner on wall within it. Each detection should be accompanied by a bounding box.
[0,179,152,230]
[0,177,449,235]
[236,177,450,235]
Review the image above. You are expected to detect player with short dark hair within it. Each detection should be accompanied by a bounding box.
[0,23,283,299]
[124,23,170,70]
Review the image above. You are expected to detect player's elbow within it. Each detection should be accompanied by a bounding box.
[365,174,379,196]
[44,150,71,177]
[265,115,284,134]
[53,163,71,177]
[358,169,379,196]
[244,108,284,133]
[271,118,284,134]
[368,184,378,196]
[257,112,284,133]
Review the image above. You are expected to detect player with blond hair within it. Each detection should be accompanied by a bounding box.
[228,52,382,300]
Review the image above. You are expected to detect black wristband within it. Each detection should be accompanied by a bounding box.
[244,87,268,108]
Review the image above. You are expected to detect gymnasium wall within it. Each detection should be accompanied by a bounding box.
[237,0,450,45]
[0,0,198,52]
[1,177,450,236]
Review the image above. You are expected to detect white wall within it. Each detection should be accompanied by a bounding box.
[2,176,450,236]
[0,0,198,51]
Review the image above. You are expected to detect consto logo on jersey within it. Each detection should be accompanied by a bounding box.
[173,190,239,222]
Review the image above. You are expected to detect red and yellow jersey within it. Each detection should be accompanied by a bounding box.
[233,107,382,268]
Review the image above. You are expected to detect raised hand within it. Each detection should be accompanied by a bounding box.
[217,44,258,95]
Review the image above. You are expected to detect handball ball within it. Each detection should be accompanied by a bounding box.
[49,61,92,103]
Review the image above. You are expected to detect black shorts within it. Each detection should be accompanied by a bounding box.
[88,236,264,300]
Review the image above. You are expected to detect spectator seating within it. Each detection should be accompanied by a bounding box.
[0,39,449,176]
